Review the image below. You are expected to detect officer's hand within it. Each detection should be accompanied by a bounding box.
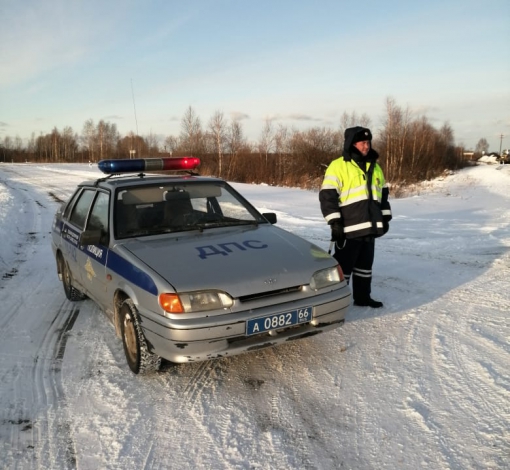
[329,220,345,242]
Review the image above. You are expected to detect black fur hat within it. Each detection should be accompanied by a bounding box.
[351,127,372,144]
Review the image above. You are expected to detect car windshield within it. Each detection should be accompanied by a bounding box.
[114,181,267,239]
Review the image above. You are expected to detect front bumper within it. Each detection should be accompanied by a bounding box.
[141,287,351,363]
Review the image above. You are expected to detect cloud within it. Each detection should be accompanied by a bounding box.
[259,113,323,123]
[411,104,440,114]
[104,115,124,121]
[0,122,8,136]
[492,118,510,130]
[230,112,250,121]
[287,113,322,122]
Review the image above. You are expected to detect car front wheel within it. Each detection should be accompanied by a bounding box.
[120,299,161,374]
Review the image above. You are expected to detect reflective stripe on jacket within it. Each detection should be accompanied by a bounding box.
[319,156,392,238]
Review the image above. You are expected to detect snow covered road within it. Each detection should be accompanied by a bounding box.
[0,162,508,469]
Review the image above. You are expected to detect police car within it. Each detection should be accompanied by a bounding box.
[51,157,351,374]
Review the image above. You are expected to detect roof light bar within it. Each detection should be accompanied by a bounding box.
[98,157,200,174]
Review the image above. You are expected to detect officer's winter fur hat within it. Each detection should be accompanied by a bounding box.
[343,126,378,161]
[350,127,372,144]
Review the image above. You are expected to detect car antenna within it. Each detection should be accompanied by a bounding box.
[131,78,139,137]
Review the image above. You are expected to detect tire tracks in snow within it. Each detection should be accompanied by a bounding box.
[31,301,80,469]
[430,272,510,468]
[0,177,80,469]
[401,259,510,469]
[0,276,81,469]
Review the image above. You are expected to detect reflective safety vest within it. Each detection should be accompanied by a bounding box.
[319,156,391,238]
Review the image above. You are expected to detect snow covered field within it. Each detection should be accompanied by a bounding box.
[0,161,508,470]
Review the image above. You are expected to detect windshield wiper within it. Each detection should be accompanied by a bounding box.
[194,219,259,230]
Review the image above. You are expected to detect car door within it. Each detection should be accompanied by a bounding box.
[62,188,96,293]
[81,190,111,309]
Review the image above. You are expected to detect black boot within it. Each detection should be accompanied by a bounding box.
[353,297,383,308]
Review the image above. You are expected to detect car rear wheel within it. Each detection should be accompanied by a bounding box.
[120,299,161,374]
[58,255,86,301]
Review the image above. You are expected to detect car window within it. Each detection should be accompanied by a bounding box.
[114,182,265,239]
[208,190,255,220]
[69,189,96,230]
[87,191,109,233]
[63,189,81,220]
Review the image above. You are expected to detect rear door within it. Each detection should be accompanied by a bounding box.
[62,188,110,304]
[61,188,95,293]
[81,190,111,309]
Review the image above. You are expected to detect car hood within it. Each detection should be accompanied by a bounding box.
[120,225,335,297]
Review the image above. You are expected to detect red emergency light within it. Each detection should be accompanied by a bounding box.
[98,157,200,174]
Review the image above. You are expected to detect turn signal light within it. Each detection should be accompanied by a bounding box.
[159,293,184,313]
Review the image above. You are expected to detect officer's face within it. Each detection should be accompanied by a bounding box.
[354,140,370,156]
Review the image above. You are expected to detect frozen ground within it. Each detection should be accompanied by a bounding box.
[0,161,508,469]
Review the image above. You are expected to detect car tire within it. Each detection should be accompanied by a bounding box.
[120,299,161,374]
[58,255,86,301]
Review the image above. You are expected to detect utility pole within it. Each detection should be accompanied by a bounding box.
[499,134,505,155]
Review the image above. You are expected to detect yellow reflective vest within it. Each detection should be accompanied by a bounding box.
[319,156,391,238]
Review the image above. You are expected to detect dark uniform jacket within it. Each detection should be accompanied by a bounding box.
[319,127,392,239]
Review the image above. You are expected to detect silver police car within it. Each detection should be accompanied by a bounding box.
[51,157,351,374]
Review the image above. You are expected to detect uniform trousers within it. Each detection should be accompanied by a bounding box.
[333,237,375,303]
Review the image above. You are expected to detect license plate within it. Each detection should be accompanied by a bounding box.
[246,307,312,336]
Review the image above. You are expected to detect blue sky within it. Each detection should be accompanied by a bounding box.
[1,0,509,151]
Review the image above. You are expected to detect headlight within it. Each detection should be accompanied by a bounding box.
[159,290,233,314]
[309,266,343,290]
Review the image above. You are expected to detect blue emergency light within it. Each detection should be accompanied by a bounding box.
[98,157,200,174]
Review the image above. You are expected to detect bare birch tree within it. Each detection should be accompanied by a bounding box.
[208,110,227,177]
[2,136,12,163]
[226,118,244,180]
[258,117,275,166]
[62,126,77,161]
[180,106,203,155]
[275,124,289,181]
[146,130,159,155]
[475,138,489,156]
[164,135,179,155]
[82,119,95,161]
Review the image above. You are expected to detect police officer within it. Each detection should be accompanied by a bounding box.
[319,126,392,308]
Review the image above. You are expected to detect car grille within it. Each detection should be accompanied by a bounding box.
[238,285,302,303]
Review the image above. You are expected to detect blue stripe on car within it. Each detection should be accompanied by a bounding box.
[60,222,158,296]
[106,251,158,296]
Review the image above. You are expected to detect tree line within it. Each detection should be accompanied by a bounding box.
[1,97,477,190]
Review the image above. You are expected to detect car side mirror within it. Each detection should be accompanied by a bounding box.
[262,213,277,224]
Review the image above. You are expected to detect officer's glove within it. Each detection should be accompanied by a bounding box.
[329,220,345,243]
[383,220,390,234]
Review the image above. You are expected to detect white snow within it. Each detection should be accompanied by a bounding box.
[0,161,509,470]
[478,155,500,164]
